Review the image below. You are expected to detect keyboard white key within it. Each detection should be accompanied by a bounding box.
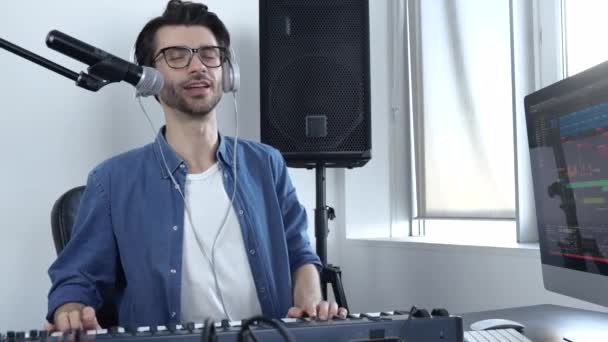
[281,318,298,324]
[228,320,242,327]
[136,326,150,333]
[464,329,532,342]
[86,329,108,336]
[364,312,381,317]
[156,325,167,332]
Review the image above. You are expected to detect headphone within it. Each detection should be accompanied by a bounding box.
[222,47,240,93]
[131,45,240,94]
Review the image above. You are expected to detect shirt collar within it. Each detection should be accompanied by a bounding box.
[153,126,233,179]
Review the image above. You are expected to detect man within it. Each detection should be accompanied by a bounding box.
[46,0,346,332]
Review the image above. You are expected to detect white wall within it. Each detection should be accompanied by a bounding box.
[0,0,604,333]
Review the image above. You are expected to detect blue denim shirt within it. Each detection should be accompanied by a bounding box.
[47,128,321,326]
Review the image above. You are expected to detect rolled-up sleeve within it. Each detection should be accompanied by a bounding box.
[270,149,322,273]
[47,167,118,323]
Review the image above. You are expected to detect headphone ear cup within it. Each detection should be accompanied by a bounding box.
[222,48,240,93]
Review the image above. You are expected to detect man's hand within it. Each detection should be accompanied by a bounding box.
[287,264,348,320]
[44,303,100,333]
[287,300,348,320]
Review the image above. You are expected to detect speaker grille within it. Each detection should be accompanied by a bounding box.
[260,0,371,167]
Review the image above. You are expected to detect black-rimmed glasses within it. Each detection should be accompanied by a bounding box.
[154,46,227,69]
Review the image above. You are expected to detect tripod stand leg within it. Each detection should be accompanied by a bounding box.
[321,265,349,310]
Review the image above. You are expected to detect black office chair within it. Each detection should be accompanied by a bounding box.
[51,185,118,327]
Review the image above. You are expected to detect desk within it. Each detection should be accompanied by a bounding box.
[460,305,608,342]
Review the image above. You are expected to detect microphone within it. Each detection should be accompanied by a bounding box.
[46,30,163,97]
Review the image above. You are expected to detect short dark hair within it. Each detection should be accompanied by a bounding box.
[134,0,231,67]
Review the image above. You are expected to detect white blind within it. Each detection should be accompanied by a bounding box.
[415,0,515,218]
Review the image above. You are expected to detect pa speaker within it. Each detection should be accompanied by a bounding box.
[259,0,371,168]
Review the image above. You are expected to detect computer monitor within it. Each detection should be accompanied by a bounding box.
[525,60,608,307]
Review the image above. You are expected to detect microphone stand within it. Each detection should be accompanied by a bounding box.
[314,163,349,310]
[1,37,114,92]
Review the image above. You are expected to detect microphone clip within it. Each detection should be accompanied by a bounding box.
[76,57,130,91]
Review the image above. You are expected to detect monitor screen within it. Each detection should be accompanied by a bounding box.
[525,61,608,307]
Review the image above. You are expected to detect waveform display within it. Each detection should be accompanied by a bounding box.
[559,101,608,137]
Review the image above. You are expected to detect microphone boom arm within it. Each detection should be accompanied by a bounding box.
[0,36,113,92]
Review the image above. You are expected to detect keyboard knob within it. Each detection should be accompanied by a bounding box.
[38,330,48,341]
[28,330,38,339]
[167,323,177,333]
[221,319,230,329]
[411,308,431,318]
[185,322,195,332]
[431,308,450,317]
[15,332,25,342]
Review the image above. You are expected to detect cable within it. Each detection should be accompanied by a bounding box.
[237,316,295,342]
[137,89,240,321]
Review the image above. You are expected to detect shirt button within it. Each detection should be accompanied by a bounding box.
[249,249,256,255]
[259,287,266,293]
[224,172,228,178]
[172,225,178,231]
[170,269,177,274]
[239,210,244,216]
[174,184,180,190]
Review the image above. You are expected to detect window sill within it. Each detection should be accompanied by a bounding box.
[344,236,540,258]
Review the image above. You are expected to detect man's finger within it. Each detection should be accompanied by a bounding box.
[316,301,330,320]
[44,322,55,333]
[81,307,100,330]
[287,307,303,318]
[303,302,317,318]
[328,302,339,319]
[67,310,82,331]
[338,307,348,318]
[55,311,71,333]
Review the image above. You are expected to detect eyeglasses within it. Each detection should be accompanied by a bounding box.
[154,45,227,69]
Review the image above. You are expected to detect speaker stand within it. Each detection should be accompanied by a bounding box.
[314,163,349,310]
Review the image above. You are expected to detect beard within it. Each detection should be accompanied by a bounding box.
[160,75,223,118]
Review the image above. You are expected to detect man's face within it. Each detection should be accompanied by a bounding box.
[153,25,224,118]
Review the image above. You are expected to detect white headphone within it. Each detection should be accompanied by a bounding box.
[222,47,240,93]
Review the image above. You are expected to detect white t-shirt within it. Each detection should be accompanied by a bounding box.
[180,163,262,322]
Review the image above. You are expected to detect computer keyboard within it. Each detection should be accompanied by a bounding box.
[464,328,533,342]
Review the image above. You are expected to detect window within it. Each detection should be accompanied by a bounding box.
[412,0,516,220]
[345,0,520,242]
[564,0,608,76]
[346,0,603,244]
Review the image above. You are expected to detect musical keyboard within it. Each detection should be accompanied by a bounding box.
[1,309,464,342]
